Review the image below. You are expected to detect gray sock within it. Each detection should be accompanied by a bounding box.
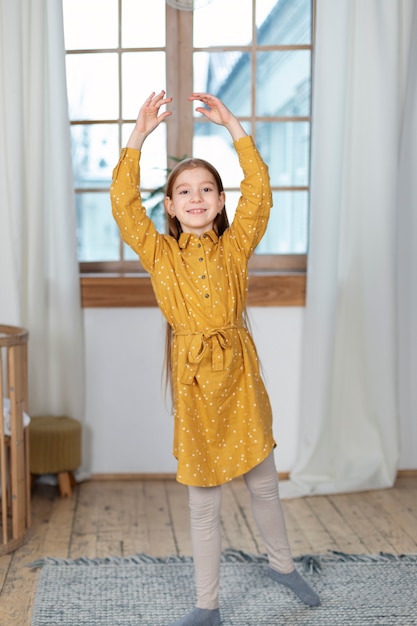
[267,567,321,607]
[168,607,221,626]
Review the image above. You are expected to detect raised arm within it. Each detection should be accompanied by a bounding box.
[188,93,247,142]
[111,91,172,272]
[126,90,173,150]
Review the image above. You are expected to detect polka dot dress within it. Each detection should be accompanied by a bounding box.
[111,136,276,487]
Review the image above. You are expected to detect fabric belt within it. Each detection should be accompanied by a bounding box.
[174,325,242,385]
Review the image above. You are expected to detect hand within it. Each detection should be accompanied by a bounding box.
[127,91,172,149]
[188,93,233,125]
[188,93,246,140]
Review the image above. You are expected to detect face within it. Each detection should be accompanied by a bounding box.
[164,167,225,237]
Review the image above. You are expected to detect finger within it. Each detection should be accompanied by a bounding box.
[154,89,167,102]
[188,97,212,107]
[149,90,168,104]
[145,91,156,102]
[153,91,173,106]
[189,92,211,99]
[158,111,172,121]
[194,106,210,115]
[191,93,218,105]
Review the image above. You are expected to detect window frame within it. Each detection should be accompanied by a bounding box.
[67,0,314,307]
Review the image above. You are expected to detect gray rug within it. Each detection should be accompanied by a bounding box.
[30,550,417,626]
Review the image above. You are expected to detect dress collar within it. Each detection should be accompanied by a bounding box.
[178,230,219,249]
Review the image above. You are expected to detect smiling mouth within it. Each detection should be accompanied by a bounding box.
[187,208,207,214]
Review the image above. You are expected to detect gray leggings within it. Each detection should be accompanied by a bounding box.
[188,452,294,609]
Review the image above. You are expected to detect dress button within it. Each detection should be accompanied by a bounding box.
[205,294,210,299]
[199,257,203,262]
[201,275,206,279]
[197,243,202,248]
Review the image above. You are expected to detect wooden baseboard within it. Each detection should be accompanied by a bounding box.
[89,469,415,482]
[396,469,417,477]
[91,471,290,482]
[90,473,178,481]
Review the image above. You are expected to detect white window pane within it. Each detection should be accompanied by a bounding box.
[193,0,252,47]
[122,52,166,119]
[192,123,243,189]
[71,125,118,189]
[66,54,119,120]
[63,0,118,50]
[193,52,251,117]
[223,190,240,224]
[256,191,309,254]
[124,242,139,260]
[122,122,168,190]
[122,0,166,48]
[76,193,120,261]
[257,0,312,45]
[257,122,310,187]
[256,0,280,28]
[256,51,311,117]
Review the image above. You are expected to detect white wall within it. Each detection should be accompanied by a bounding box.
[83,307,304,475]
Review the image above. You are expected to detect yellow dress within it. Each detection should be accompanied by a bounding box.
[111,135,276,487]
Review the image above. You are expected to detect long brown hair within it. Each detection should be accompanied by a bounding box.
[163,158,230,400]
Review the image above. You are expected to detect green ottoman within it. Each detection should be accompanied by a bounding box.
[29,415,82,496]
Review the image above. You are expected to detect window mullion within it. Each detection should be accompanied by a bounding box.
[166,5,193,166]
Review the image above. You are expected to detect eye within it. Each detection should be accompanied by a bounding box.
[179,189,189,195]
[202,186,213,193]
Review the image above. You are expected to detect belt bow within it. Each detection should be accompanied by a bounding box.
[175,326,239,385]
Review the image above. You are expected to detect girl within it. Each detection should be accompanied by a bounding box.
[111,91,320,626]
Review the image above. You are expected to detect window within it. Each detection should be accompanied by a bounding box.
[63,0,314,305]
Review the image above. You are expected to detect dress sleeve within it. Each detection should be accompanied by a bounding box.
[226,135,273,258]
[110,147,162,273]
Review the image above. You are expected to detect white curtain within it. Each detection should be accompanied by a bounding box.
[397,3,417,471]
[0,0,86,464]
[281,0,417,497]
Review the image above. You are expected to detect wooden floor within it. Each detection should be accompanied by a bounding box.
[1,473,416,625]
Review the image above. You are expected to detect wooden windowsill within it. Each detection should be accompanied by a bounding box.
[80,273,306,308]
